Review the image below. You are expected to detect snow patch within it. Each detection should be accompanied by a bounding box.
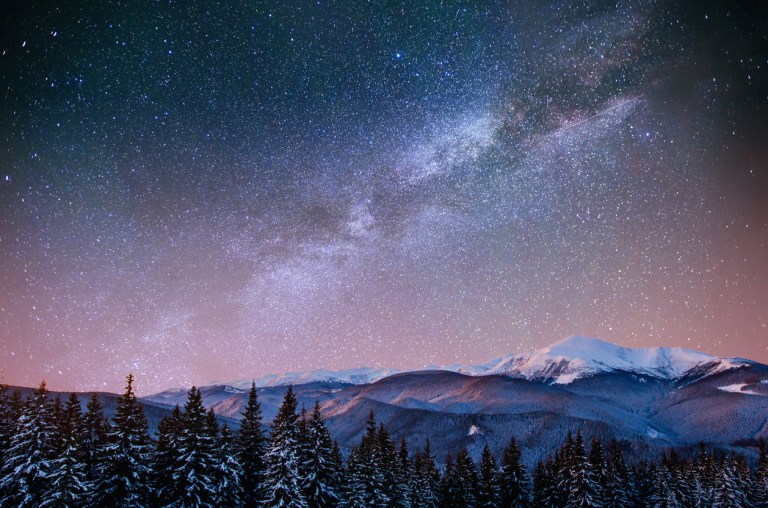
[468,425,482,436]
[718,384,763,395]
[646,427,665,439]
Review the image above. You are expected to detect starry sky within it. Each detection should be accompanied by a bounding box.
[1,0,766,395]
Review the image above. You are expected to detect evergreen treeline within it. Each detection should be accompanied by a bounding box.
[1,377,768,507]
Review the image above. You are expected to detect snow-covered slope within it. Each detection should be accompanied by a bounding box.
[452,336,747,384]
[217,367,405,389]
[212,336,747,389]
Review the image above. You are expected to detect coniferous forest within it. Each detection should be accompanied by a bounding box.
[1,376,767,507]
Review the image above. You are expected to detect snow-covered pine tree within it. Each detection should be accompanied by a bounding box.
[0,381,60,508]
[354,410,389,507]
[604,438,633,508]
[499,436,530,508]
[377,422,409,507]
[340,446,368,508]
[730,453,756,506]
[91,374,153,508]
[152,405,183,506]
[531,459,552,508]
[171,386,221,507]
[632,462,656,508]
[439,452,458,508]
[410,439,439,508]
[216,422,244,508]
[564,431,602,508]
[44,393,88,507]
[237,382,268,507]
[0,381,59,508]
[587,438,608,507]
[0,385,14,467]
[477,444,501,508]
[301,401,340,508]
[713,456,748,508]
[455,448,479,508]
[82,393,110,488]
[263,385,308,508]
[756,440,768,507]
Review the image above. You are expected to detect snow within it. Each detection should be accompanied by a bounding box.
[223,367,405,389]
[463,336,748,384]
[468,425,482,436]
[646,427,665,439]
[206,336,749,390]
[718,384,763,396]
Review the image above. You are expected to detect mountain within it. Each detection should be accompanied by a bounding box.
[212,367,405,390]
[454,335,748,384]
[179,335,749,392]
[140,336,766,465]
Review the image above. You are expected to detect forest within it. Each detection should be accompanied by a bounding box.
[0,375,766,507]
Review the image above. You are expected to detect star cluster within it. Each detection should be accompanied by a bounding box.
[0,0,766,394]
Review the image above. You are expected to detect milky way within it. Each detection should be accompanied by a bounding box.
[1,0,766,394]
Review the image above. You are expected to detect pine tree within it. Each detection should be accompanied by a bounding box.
[439,452,458,508]
[82,393,110,489]
[152,405,183,506]
[478,444,501,508]
[563,431,602,508]
[354,410,389,507]
[92,374,153,508]
[263,385,308,507]
[301,401,339,507]
[216,422,245,508]
[604,438,633,508]
[455,448,479,508]
[499,436,530,508]
[531,459,552,508]
[341,446,368,508]
[587,438,608,507]
[0,381,59,508]
[45,393,88,507]
[411,439,439,508]
[713,457,748,508]
[171,386,221,507]
[237,382,268,507]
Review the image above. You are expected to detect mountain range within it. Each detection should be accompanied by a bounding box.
[143,336,768,466]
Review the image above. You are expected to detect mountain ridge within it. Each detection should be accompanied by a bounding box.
[195,336,748,393]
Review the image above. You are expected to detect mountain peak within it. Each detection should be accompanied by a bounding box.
[199,336,746,392]
[485,336,738,384]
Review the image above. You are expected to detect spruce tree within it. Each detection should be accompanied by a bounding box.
[82,393,110,488]
[172,386,221,507]
[563,431,602,508]
[355,410,389,507]
[237,382,268,507]
[587,438,608,506]
[455,448,479,508]
[478,444,501,508]
[152,405,183,506]
[604,438,633,508]
[301,401,339,507]
[45,393,88,507]
[92,374,153,508]
[0,381,59,508]
[216,422,245,508]
[499,436,530,508]
[263,385,307,507]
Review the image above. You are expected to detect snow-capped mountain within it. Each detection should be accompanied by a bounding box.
[214,367,406,389]
[214,335,748,389]
[139,336,767,467]
[447,335,748,384]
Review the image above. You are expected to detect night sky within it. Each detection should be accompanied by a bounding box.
[1,0,766,395]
